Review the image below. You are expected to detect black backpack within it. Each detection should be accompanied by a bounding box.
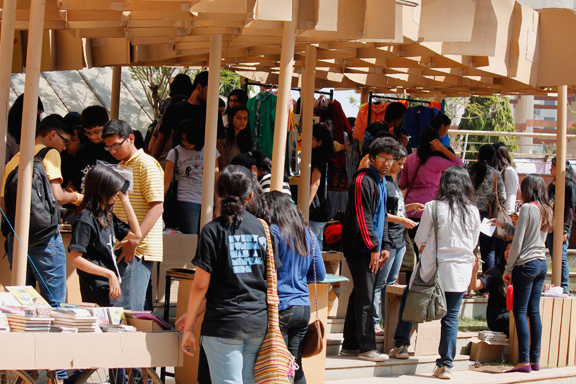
[2,147,61,246]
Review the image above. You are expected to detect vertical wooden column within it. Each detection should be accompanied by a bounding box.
[200,35,222,230]
[552,85,567,287]
[270,1,298,191]
[12,0,47,285]
[0,0,18,183]
[297,46,317,222]
[360,88,370,105]
[110,66,122,119]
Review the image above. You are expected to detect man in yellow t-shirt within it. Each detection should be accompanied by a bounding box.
[2,116,82,313]
[102,119,164,311]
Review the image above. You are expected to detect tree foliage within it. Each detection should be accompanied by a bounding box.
[458,96,518,157]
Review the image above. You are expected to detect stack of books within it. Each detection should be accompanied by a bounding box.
[0,313,10,332]
[478,330,508,345]
[7,312,53,332]
[51,308,99,333]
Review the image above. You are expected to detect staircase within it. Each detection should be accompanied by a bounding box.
[323,317,471,381]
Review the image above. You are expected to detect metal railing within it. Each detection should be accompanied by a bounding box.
[447,129,576,169]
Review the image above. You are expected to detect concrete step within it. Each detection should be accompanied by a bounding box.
[325,365,576,384]
[324,354,469,381]
[327,317,344,334]
[327,332,387,356]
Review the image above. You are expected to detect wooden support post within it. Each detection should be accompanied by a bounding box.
[553,85,567,288]
[270,1,298,192]
[12,0,47,285]
[360,88,370,105]
[199,35,222,230]
[110,66,122,119]
[0,0,18,182]
[297,46,317,222]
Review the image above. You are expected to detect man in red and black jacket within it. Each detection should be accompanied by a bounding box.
[340,137,400,362]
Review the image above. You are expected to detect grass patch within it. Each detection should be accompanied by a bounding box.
[459,316,488,332]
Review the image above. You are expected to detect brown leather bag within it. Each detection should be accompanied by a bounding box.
[301,229,325,358]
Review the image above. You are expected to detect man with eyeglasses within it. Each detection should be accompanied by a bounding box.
[74,105,118,191]
[1,117,83,383]
[340,137,401,362]
[102,119,164,314]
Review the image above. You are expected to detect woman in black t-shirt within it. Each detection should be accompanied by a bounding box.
[469,242,511,336]
[181,165,270,384]
[68,164,142,306]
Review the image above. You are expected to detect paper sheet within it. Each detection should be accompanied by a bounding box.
[479,218,496,237]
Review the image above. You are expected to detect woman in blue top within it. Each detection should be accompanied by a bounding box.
[266,191,327,384]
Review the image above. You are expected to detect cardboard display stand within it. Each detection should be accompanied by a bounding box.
[509,296,576,367]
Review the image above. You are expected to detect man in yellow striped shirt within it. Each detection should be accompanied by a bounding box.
[102,119,164,311]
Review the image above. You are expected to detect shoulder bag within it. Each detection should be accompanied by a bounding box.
[254,219,296,384]
[301,230,325,358]
[402,201,447,323]
[488,170,513,241]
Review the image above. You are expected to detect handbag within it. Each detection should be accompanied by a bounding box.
[163,149,179,229]
[254,219,296,384]
[301,230,325,358]
[402,201,447,323]
[488,170,513,241]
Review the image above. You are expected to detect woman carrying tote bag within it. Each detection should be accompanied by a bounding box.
[389,166,480,380]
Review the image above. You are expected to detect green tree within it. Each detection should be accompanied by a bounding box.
[128,66,193,119]
[129,67,248,119]
[458,96,518,159]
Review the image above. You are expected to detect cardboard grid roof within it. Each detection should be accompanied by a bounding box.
[4,0,576,97]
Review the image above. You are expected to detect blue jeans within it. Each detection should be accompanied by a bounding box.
[112,256,153,311]
[178,201,201,234]
[479,211,496,272]
[279,305,310,384]
[201,335,264,384]
[512,259,547,364]
[308,221,326,245]
[373,246,406,325]
[547,232,569,293]
[6,232,66,307]
[394,289,464,368]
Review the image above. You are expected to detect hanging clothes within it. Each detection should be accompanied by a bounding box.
[326,100,352,192]
[352,102,388,142]
[247,91,277,158]
[403,105,440,149]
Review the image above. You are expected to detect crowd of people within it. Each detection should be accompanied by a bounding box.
[2,70,574,383]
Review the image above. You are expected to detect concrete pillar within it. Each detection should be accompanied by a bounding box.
[552,86,567,287]
[199,35,222,230]
[110,66,122,119]
[270,1,299,192]
[12,0,47,285]
[297,46,317,222]
[0,0,18,182]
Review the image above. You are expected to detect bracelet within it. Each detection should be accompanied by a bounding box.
[72,192,80,205]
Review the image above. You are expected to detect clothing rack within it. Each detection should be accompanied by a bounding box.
[367,92,434,125]
[243,79,333,100]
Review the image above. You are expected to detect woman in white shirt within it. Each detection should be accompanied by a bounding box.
[493,142,519,215]
[389,166,480,380]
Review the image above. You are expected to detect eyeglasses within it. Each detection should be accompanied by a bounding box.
[84,128,103,137]
[55,132,70,147]
[374,155,395,165]
[104,137,128,151]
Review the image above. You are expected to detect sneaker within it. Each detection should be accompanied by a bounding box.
[375,324,385,336]
[389,345,409,359]
[433,366,452,380]
[358,350,389,362]
[340,348,359,357]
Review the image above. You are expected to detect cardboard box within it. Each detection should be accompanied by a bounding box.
[127,318,163,332]
[470,340,507,362]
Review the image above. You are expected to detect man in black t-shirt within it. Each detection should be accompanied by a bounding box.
[74,106,118,190]
[151,71,227,168]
